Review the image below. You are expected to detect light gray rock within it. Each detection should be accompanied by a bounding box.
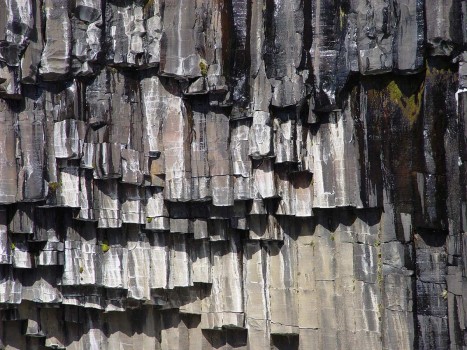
[39,0,72,80]
[393,0,425,73]
[0,0,33,66]
[0,0,464,348]
[356,0,395,74]
[425,0,463,56]
[0,99,17,203]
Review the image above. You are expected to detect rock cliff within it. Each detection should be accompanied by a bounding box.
[0,0,466,349]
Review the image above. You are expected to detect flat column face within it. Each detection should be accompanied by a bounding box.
[0,1,466,349]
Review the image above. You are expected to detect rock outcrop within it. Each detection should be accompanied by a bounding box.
[0,0,465,349]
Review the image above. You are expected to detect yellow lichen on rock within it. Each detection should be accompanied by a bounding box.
[48,181,61,192]
[101,240,110,253]
[387,79,424,125]
[199,59,208,77]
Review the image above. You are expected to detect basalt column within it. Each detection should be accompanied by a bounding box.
[0,1,465,349]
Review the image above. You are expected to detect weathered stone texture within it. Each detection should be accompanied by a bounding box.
[0,0,466,349]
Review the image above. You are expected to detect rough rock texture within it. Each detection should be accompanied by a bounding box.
[0,0,466,349]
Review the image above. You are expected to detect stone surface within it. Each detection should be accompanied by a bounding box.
[0,1,465,349]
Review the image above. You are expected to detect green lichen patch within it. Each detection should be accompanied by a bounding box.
[386,79,424,126]
[199,59,208,77]
[143,0,155,16]
[339,6,345,29]
[48,181,61,192]
[362,73,425,126]
[441,289,448,300]
[101,240,110,253]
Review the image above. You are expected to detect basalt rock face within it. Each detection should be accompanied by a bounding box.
[0,1,465,349]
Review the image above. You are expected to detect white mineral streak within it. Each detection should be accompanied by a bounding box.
[269,233,299,335]
[159,1,202,78]
[11,239,29,268]
[81,143,95,169]
[0,63,21,97]
[79,242,99,285]
[274,116,296,163]
[168,233,191,288]
[141,75,168,155]
[207,110,233,206]
[95,179,121,228]
[276,168,296,216]
[103,243,127,289]
[39,0,71,79]
[127,6,145,65]
[0,208,11,264]
[393,0,424,72]
[94,143,122,179]
[296,224,318,335]
[251,158,276,199]
[249,214,282,241]
[191,103,210,201]
[22,268,61,303]
[36,241,63,266]
[356,0,394,74]
[231,119,251,177]
[0,100,17,203]
[78,169,94,220]
[75,0,101,21]
[202,235,243,329]
[57,166,80,207]
[106,2,143,66]
[19,0,43,83]
[62,240,80,286]
[191,239,211,283]
[210,175,232,206]
[145,0,163,64]
[5,0,32,47]
[145,187,164,218]
[297,122,314,172]
[310,0,339,109]
[244,241,270,349]
[54,119,81,159]
[121,148,143,184]
[121,185,145,224]
[426,0,460,56]
[126,226,150,300]
[0,0,32,69]
[149,232,168,289]
[249,110,273,158]
[16,111,45,201]
[144,187,169,230]
[312,108,362,208]
[161,82,192,201]
[294,172,314,217]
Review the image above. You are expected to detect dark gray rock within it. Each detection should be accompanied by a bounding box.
[0,1,464,349]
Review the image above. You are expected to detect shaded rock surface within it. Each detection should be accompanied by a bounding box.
[0,0,466,349]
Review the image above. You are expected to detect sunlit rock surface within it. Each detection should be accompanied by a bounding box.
[0,0,466,349]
